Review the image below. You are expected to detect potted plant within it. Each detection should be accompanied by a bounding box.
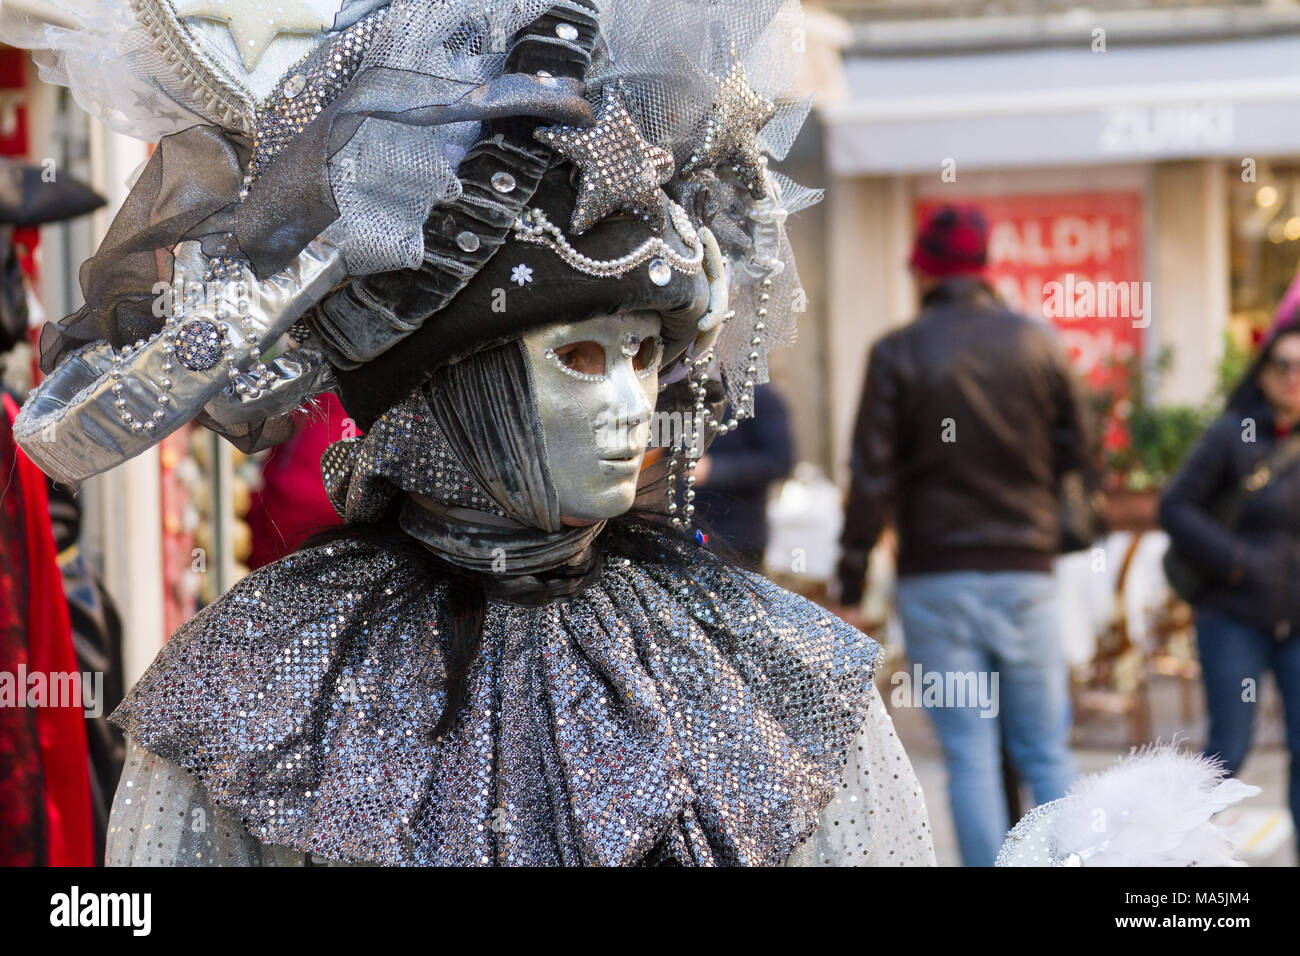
[1088,348,1214,531]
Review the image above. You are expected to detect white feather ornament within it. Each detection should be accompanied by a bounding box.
[999,743,1261,867]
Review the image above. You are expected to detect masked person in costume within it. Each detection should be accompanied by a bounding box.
[1,0,940,866]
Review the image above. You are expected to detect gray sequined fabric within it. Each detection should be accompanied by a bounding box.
[104,743,338,867]
[321,389,509,523]
[110,530,880,866]
[109,682,936,867]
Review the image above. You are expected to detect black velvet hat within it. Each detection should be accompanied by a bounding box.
[323,162,710,430]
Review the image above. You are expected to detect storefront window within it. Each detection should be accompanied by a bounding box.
[1231,162,1300,342]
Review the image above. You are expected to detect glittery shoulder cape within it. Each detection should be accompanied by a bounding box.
[109,532,879,866]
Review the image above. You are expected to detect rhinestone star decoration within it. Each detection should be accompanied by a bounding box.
[171,0,339,70]
[534,87,675,236]
[681,60,777,199]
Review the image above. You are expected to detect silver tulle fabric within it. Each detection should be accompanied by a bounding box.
[107,532,934,866]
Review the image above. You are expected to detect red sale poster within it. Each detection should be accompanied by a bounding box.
[915,192,1146,389]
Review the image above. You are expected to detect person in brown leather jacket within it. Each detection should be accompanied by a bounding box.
[835,205,1089,866]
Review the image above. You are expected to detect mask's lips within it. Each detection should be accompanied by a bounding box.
[332,165,709,431]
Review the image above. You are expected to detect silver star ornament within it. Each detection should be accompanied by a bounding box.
[682,60,778,199]
[534,88,675,236]
[171,0,337,71]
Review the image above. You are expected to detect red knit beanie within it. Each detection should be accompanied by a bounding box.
[910,205,989,279]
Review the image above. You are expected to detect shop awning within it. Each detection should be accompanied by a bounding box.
[822,33,1300,175]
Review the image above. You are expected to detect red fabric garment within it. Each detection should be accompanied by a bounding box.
[247,393,348,569]
[0,395,42,865]
[3,393,93,865]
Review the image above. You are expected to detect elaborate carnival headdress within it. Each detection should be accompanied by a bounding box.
[3,0,822,511]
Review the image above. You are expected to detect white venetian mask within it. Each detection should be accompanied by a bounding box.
[518,311,664,525]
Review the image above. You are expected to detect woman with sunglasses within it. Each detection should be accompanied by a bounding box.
[1160,314,1300,858]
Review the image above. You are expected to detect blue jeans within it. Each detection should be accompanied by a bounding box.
[896,570,1076,867]
[1196,607,1300,855]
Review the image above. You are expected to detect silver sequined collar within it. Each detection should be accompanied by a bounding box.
[110,535,882,866]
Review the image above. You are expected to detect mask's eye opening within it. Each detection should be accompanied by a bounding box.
[551,340,606,377]
[633,334,663,373]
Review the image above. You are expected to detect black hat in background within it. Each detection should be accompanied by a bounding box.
[0,157,104,227]
[0,158,105,352]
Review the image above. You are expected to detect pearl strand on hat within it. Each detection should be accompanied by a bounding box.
[511,201,704,280]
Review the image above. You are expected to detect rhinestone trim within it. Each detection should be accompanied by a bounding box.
[175,320,225,371]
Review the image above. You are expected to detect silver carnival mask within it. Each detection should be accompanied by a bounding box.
[519,311,663,525]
